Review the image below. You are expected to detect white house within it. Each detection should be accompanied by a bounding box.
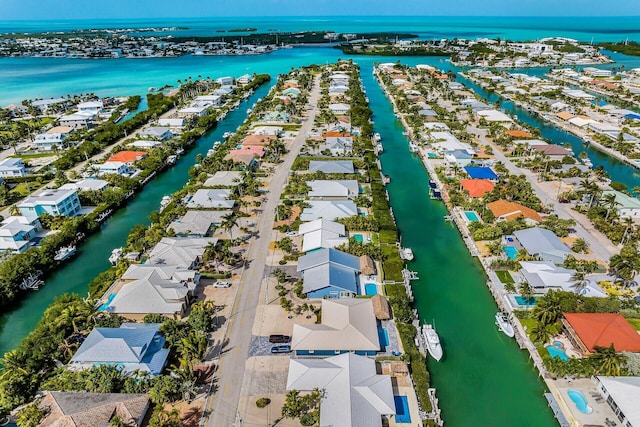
[0,216,41,254]
[97,161,131,177]
[60,179,109,192]
[59,111,96,128]
[34,132,67,151]
[300,200,358,222]
[158,118,186,128]
[328,103,350,115]
[17,188,82,219]
[0,158,27,177]
[216,76,234,86]
[186,189,235,209]
[299,218,347,252]
[139,126,172,141]
[77,100,104,112]
[601,190,640,219]
[321,136,353,155]
[308,180,359,199]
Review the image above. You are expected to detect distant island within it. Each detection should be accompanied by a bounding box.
[599,41,640,56]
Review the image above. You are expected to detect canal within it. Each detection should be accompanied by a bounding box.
[0,82,272,357]
[360,64,558,426]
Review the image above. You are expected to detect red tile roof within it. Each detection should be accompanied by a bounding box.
[486,200,542,222]
[506,130,533,138]
[107,151,148,163]
[564,313,640,352]
[460,179,495,197]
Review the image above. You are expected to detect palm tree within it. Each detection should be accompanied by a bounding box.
[518,280,534,301]
[530,321,553,345]
[0,350,28,379]
[571,238,589,254]
[601,193,620,220]
[589,345,626,376]
[533,290,562,326]
[220,212,238,240]
[570,271,588,295]
[609,247,640,287]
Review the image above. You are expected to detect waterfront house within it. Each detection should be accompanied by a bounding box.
[186,188,235,209]
[18,188,81,219]
[59,111,96,128]
[291,299,379,355]
[562,313,640,355]
[241,134,277,147]
[299,218,348,252]
[31,97,66,113]
[308,160,354,174]
[252,126,283,136]
[195,94,223,106]
[158,118,186,128]
[77,100,103,112]
[464,166,499,181]
[237,74,253,85]
[297,248,361,298]
[203,171,243,188]
[513,227,570,264]
[427,131,469,153]
[147,237,215,270]
[308,180,359,200]
[106,271,190,319]
[461,98,490,112]
[168,210,233,237]
[128,140,162,149]
[121,263,198,286]
[300,200,358,222]
[593,376,640,427]
[286,353,395,427]
[68,323,169,376]
[600,190,640,219]
[460,179,495,198]
[487,200,542,223]
[329,103,350,115]
[34,131,68,151]
[60,179,109,192]
[0,216,40,254]
[477,109,514,124]
[108,150,148,165]
[518,261,606,297]
[216,76,234,86]
[321,136,353,155]
[97,161,132,177]
[0,157,27,177]
[224,146,266,165]
[444,149,475,167]
[139,126,172,141]
[38,391,150,427]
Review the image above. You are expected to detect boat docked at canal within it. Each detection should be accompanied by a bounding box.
[108,247,123,265]
[422,324,443,361]
[399,247,414,261]
[495,312,515,338]
[374,132,382,142]
[160,195,172,211]
[54,246,76,262]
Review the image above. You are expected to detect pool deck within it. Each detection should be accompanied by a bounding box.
[551,378,618,427]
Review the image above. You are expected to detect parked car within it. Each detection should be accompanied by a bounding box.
[285,230,297,237]
[213,281,231,288]
[269,334,291,343]
[270,345,291,354]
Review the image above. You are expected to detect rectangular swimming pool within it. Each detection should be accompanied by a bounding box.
[378,327,389,347]
[503,246,519,260]
[394,395,412,423]
[364,283,377,295]
[464,211,480,222]
[352,234,364,243]
[514,295,538,307]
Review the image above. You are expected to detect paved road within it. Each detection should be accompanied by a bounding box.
[475,126,619,261]
[205,76,320,427]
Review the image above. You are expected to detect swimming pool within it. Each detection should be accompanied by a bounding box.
[352,234,364,243]
[463,211,480,222]
[514,295,537,307]
[364,283,378,296]
[546,342,569,361]
[98,293,116,311]
[503,246,519,260]
[568,390,592,414]
[394,396,412,423]
[378,327,389,347]
[359,212,367,217]
[427,152,438,158]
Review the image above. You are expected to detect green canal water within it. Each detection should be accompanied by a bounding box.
[0,84,271,357]
[361,66,558,426]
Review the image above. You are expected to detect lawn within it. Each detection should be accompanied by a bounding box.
[625,317,640,331]
[381,245,403,282]
[495,270,514,285]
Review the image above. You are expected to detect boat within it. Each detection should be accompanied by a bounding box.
[383,175,391,184]
[175,147,185,156]
[495,312,515,338]
[223,132,233,139]
[409,142,419,153]
[166,155,177,165]
[108,248,122,265]
[422,324,443,361]
[54,246,76,262]
[247,108,253,114]
[374,132,381,142]
[19,271,44,290]
[148,87,157,92]
[160,195,172,211]
[428,180,437,189]
[399,247,414,261]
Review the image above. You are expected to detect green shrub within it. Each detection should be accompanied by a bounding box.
[256,397,271,408]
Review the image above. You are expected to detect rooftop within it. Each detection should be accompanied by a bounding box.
[564,313,640,352]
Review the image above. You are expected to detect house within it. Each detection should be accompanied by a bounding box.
[518,261,606,297]
[121,263,198,285]
[59,111,96,128]
[282,87,301,97]
[0,158,27,177]
[168,210,233,237]
[513,227,571,264]
[297,248,361,298]
[128,139,162,149]
[186,188,235,209]
[34,132,68,151]
[68,323,169,376]
[97,161,132,177]
[38,391,150,427]
[77,100,103,112]
[241,134,277,147]
[444,149,475,167]
[216,76,234,86]
[286,353,395,427]
[329,103,350,115]
[531,144,573,160]
[601,190,640,219]
[31,97,66,113]
[18,188,81,219]
[139,126,172,141]
[321,136,353,155]
[194,94,223,106]
[291,299,380,355]
[225,146,266,162]
[158,118,186,128]
[108,151,148,165]
[308,180,359,199]
[60,179,109,192]
[237,74,253,85]
[105,271,190,319]
[594,376,640,427]
[203,171,244,187]
[252,126,283,136]
[300,200,358,222]
[487,200,542,223]
[308,160,354,174]
[477,109,514,123]
[299,218,348,252]
[460,179,495,197]
[562,313,640,355]
[428,131,469,153]
[464,166,499,181]
[0,216,40,253]
[147,237,215,269]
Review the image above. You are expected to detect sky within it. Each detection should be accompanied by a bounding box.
[1,0,640,20]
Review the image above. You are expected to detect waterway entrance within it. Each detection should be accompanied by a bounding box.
[360,64,558,426]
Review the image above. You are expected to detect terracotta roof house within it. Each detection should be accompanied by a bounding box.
[39,391,150,427]
[107,151,148,165]
[241,134,277,147]
[556,111,575,121]
[506,130,533,138]
[562,313,640,355]
[460,179,495,198]
[487,200,542,222]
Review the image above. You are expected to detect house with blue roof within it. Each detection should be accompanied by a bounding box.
[68,323,169,376]
[464,166,499,181]
[297,248,361,299]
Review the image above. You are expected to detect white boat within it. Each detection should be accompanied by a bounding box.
[409,142,419,153]
[160,195,172,211]
[374,132,382,142]
[54,246,76,262]
[422,324,443,361]
[175,147,185,156]
[495,312,515,338]
[108,248,122,265]
[223,132,233,139]
[166,155,177,165]
[399,247,414,261]
[247,108,253,114]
